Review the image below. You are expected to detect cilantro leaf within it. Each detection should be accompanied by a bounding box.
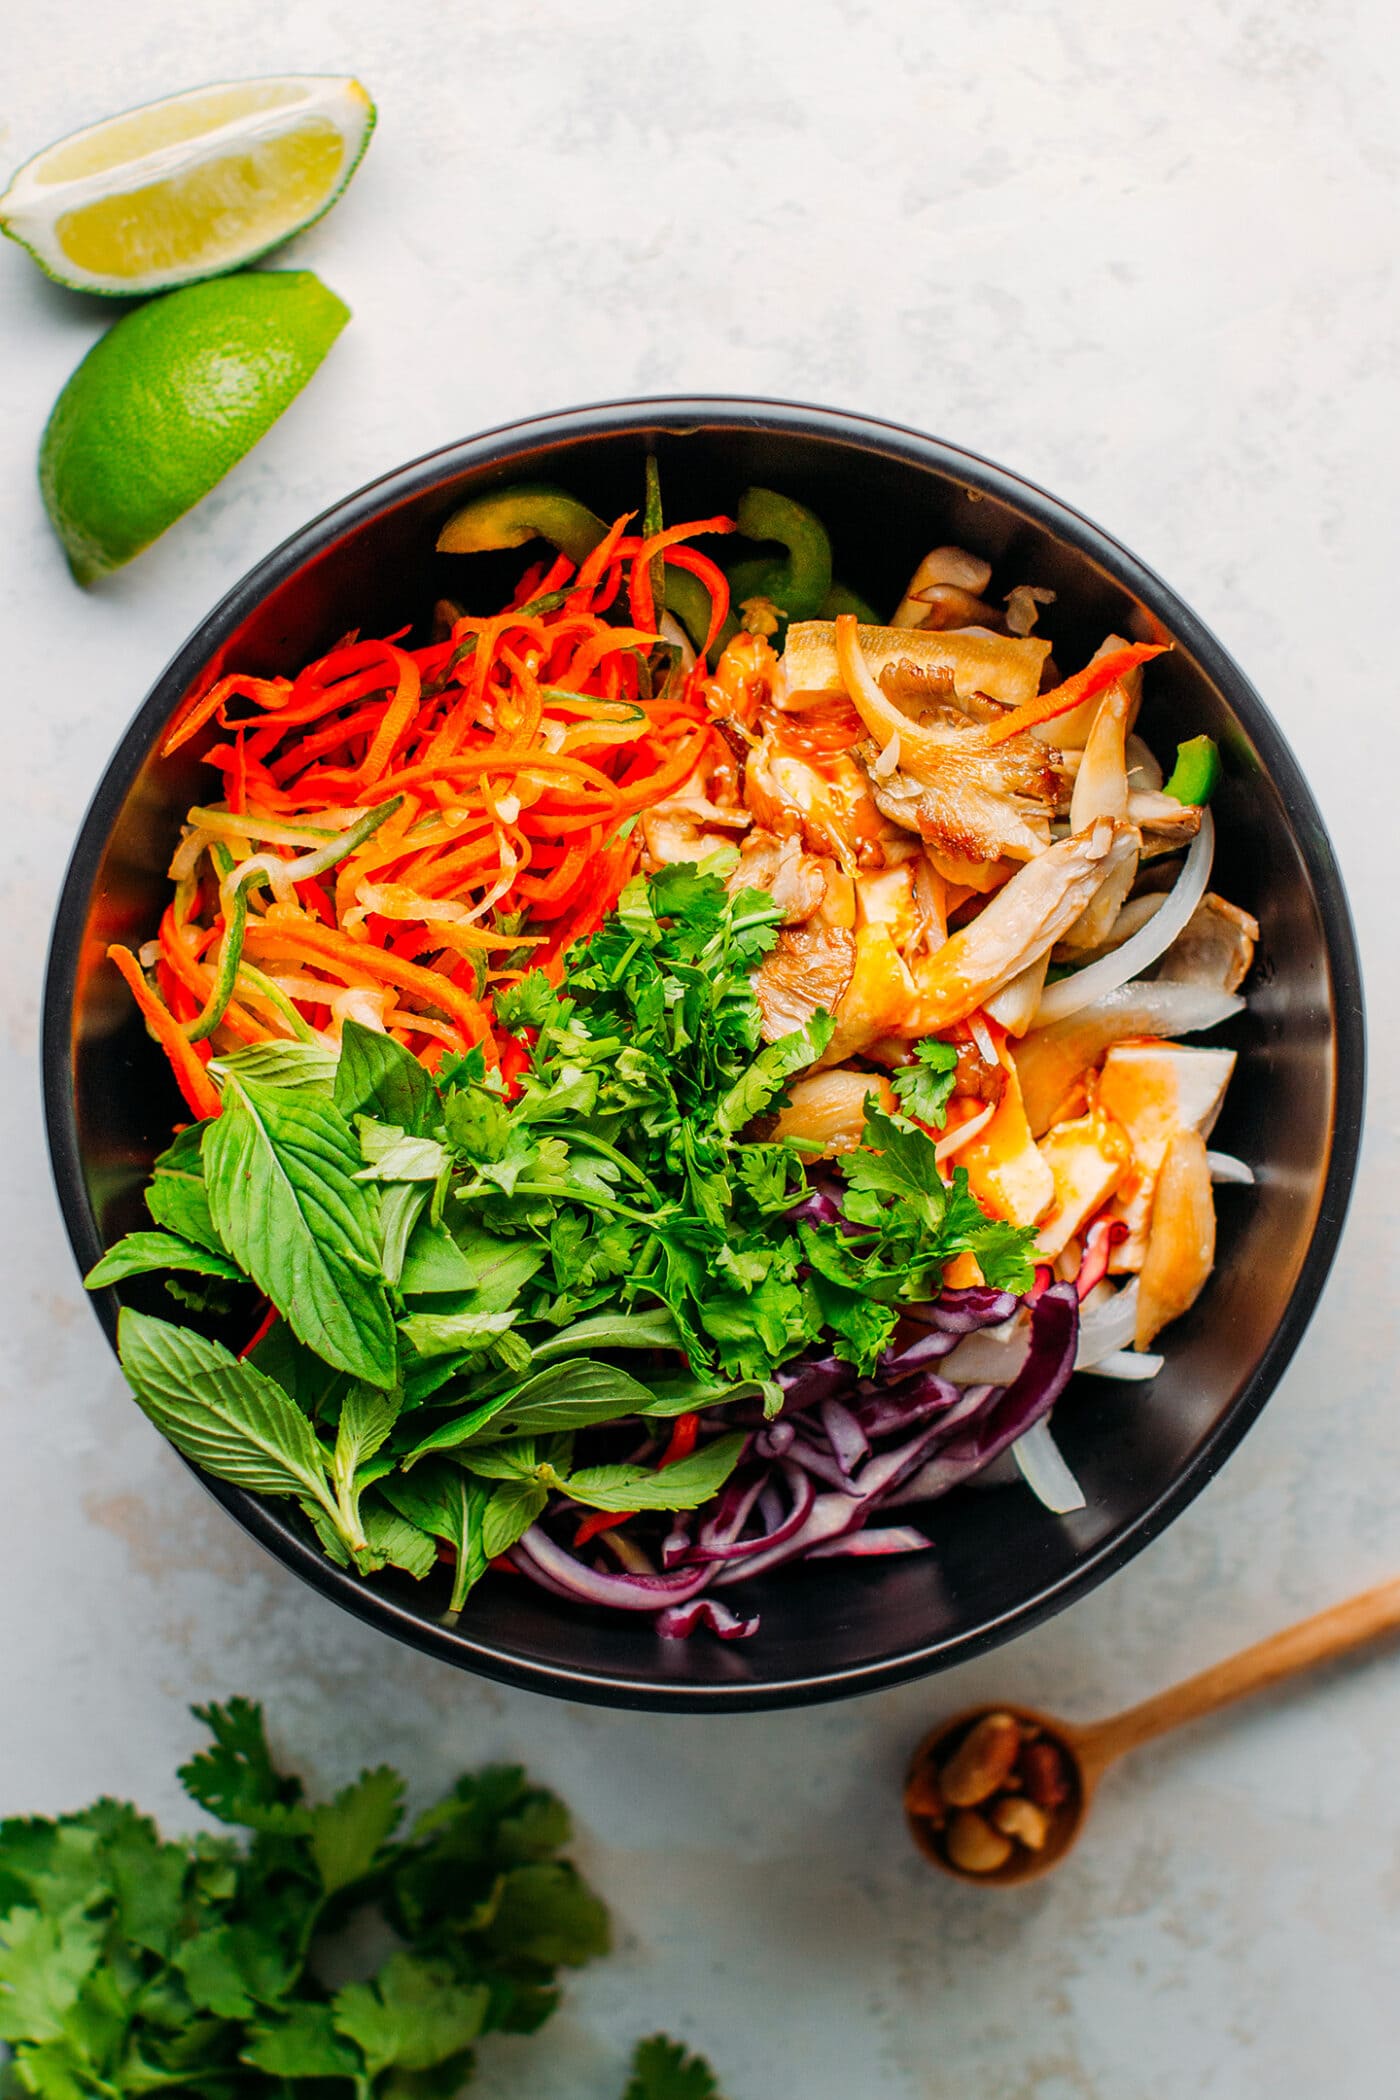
[713,1010,834,1134]
[176,1698,309,1835]
[493,970,563,1033]
[0,1907,103,2047]
[309,1768,405,1895]
[478,1863,610,1967]
[623,2033,723,2100]
[333,1954,488,2076]
[890,1036,959,1128]
[838,1102,952,1234]
[242,2000,363,2079]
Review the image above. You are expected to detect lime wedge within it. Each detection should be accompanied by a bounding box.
[40,270,349,583]
[0,75,373,295]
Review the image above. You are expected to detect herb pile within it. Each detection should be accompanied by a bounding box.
[88,863,1036,1617]
[0,1698,722,2100]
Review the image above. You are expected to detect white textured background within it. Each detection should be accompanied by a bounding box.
[3,4,1398,2094]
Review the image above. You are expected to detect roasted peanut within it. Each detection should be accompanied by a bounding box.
[945,1810,1014,1874]
[990,1796,1050,1851]
[904,1764,947,1825]
[1018,1737,1071,1810]
[938,1712,1022,1807]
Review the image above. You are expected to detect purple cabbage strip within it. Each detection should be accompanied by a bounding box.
[884,1283,1080,1507]
[820,1396,870,1475]
[903,1284,1020,1333]
[657,1596,761,1640]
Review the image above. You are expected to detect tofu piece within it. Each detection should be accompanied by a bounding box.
[1033,1107,1131,1259]
[1097,1043,1236,1267]
[957,1055,1055,1229]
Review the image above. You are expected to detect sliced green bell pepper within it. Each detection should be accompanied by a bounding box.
[1163,735,1221,806]
[436,483,608,566]
[734,487,833,621]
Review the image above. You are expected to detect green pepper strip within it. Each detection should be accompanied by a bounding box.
[184,797,404,1044]
[1163,735,1221,806]
[821,580,881,623]
[436,484,608,565]
[733,487,833,621]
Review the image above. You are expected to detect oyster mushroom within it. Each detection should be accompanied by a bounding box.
[753,922,857,1043]
[1156,891,1259,994]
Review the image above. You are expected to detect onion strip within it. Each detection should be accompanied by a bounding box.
[1034,809,1215,1026]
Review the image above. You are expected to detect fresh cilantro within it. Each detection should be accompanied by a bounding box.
[0,1703,622,2100]
[623,2034,724,2100]
[890,1036,959,1128]
[98,864,1039,1609]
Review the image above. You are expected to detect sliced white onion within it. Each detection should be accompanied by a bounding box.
[1014,979,1244,1136]
[1207,1150,1255,1184]
[1013,1417,1087,1513]
[934,1099,996,1162]
[1034,809,1215,1026]
[658,611,696,671]
[1081,1348,1164,1381]
[1075,1278,1139,1366]
[941,1315,1031,1387]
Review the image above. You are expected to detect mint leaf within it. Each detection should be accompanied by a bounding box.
[309,1768,405,1895]
[204,1074,397,1387]
[478,1480,548,1560]
[332,1387,402,1549]
[118,1311,347,1544]
[355,1120,450,1182]
[890,1037,959,1128]
[397,1217,476,1295]
[144,1123,222,1253]
[213,1040,338,1094]
[335,1019,440,1135]
[398,1308,520,1362]
[177,1699,309,1835]
[333,1953,488,2076]
[359,1503,438,1580]
[623,2034,723,2100]
[487,1359,657,1438]
[380,1462,488,1618]
[526,1306,684,1362]
[564,1434,745,1513]
[85,1230,241,1291]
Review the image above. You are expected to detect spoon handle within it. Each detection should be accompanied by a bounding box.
[1076,1574,1400,1773]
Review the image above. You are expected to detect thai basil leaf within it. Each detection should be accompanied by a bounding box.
[380,1462,489,1618]
[479,1481,548,1560]
[145,1123,222,1253]
[212,1040,338,1095]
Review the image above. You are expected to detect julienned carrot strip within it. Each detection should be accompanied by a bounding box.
[162,673,293,757]
[359,650,423,784]
[570,511,633,598]
[663,543,732,656]
[243,914,497,1056]
[109,946,222,1120]
[560,627,661,692]
[628,517,736,631]
[981,642,1168,746]
[610,730,710,814]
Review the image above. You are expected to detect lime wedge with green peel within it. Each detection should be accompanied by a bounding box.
[40,270,349,584]
[0,75,374,296]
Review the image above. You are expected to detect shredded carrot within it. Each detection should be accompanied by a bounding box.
[981,643,1168,746]
[108,946,222,1120]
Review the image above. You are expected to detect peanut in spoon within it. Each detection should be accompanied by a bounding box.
[906,1574,1400,1886]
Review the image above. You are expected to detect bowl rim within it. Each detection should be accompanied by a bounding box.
[42,392,1367,1710]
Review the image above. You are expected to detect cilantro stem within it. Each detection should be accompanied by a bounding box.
[507,1181,673,1226]
[565,1126,662,1195]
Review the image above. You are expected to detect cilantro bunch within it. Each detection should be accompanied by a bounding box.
[0,1699,611,2100]
[88,865,1035,1613]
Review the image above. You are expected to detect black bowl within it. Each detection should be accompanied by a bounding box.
[43,397,1365,1710]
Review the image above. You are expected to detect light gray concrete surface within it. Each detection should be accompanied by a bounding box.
[2,4,1397,2094]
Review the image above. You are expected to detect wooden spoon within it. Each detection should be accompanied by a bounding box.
[906,1574,1400,1886]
